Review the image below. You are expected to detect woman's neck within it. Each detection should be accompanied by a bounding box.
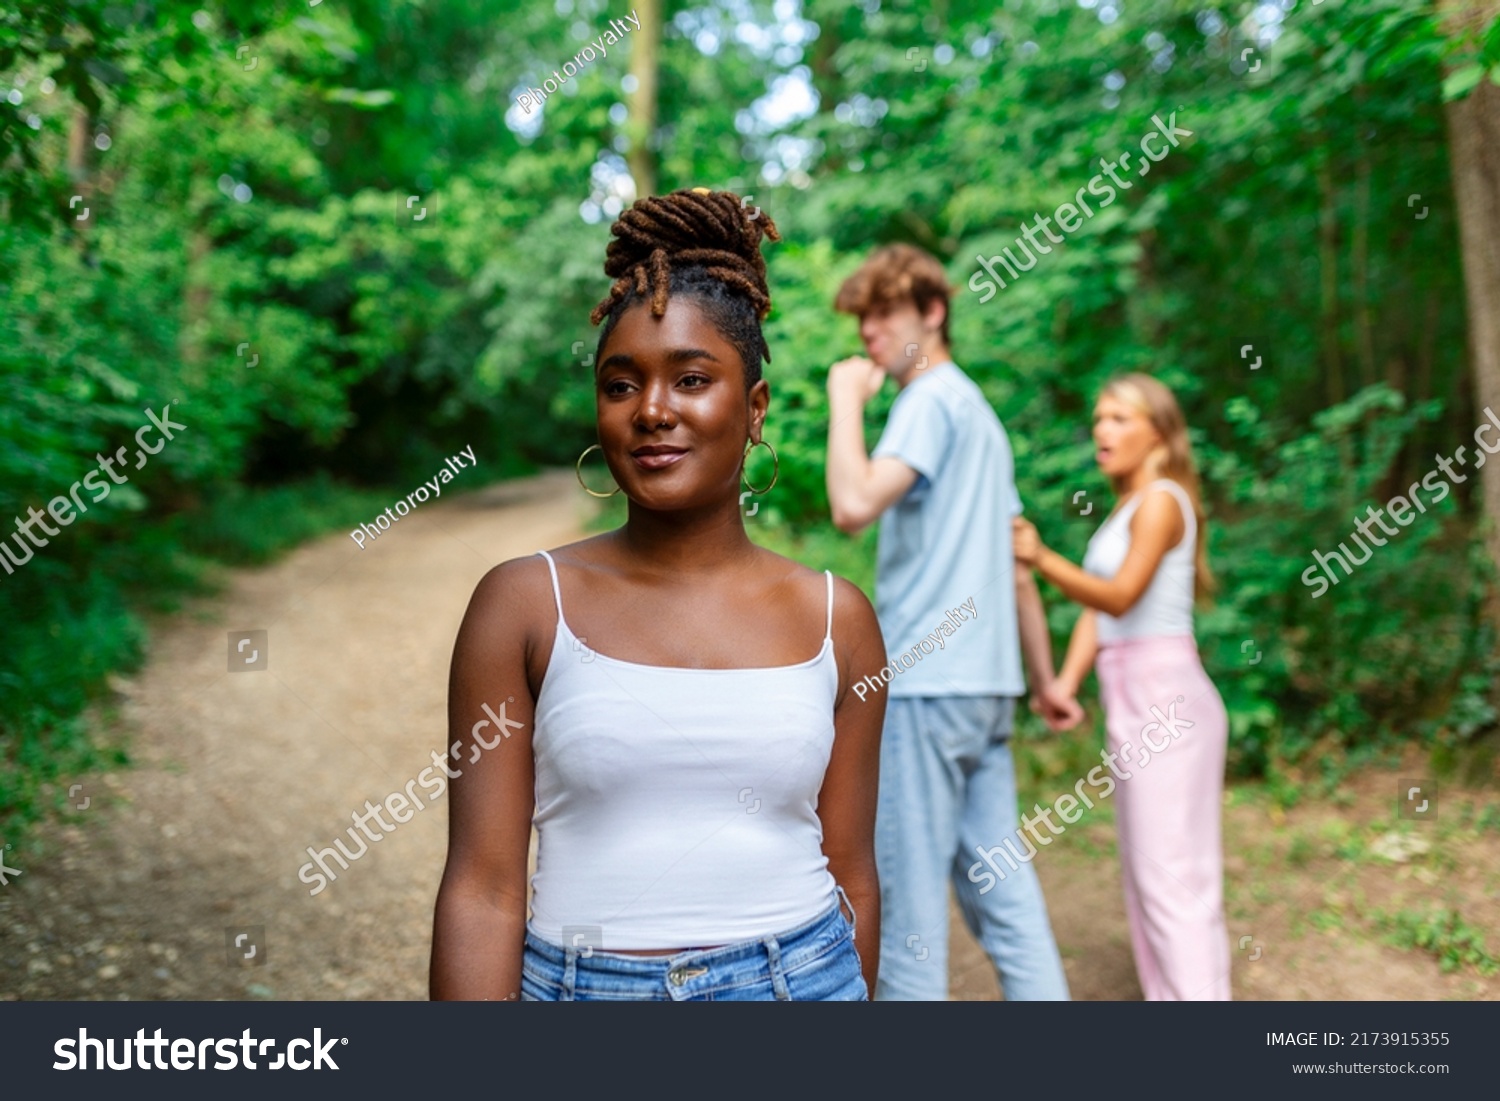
[614,499,760,576]
[1120,466,1163,497]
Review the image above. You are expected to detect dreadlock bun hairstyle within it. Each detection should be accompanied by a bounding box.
[590,188,782,389]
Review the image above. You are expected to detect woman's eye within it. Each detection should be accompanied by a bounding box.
[602,379,633,396]
[680,374,710,388]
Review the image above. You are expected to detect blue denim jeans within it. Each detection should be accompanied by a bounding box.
[520,888,868,1001]
[874,695,1070,1001]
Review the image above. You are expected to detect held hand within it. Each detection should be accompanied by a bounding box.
[827,356,885,407]
[1012,517,1046,567]
[1030,682,1085,732]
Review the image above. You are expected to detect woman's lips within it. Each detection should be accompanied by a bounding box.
[631,449,687,471]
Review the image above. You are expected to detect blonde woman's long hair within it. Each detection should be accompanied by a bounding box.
[1099,374,1215,600]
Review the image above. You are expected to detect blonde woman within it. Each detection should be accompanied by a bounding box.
[1012,374,1230,1001]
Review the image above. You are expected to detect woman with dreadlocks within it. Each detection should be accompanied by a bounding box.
[430,189,885,1001]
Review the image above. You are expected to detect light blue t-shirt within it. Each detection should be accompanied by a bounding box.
[870,360,1025,698]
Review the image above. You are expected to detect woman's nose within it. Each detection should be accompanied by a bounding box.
[635,381,674,429]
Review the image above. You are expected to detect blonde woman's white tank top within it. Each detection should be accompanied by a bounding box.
[1082,479,1197,644]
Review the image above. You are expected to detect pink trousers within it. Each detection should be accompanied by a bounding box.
[1096,635,1231,1000]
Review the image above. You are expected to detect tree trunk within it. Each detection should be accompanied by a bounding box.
[181,220,213,369]
[66,102,93,182]
[1316,155,1345,408]
[180,158,213,371]
[66,103,95,249]
[625,0,661,199]
[1352,143,1377,391]
[1416,287,1440,408]
[1440,0,1500,626]
[808,5,845,173]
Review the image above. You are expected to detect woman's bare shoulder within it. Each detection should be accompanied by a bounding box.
[453,561,539,659]
[1130,484,1189,528]
[754,545,826,590]
[753,547,879,636]
[471,536,612,606]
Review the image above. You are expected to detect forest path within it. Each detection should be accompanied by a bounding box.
[2,471,585,999]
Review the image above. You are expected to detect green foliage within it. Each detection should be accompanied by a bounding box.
[0,519,149,843]
[170,474,401,566]
[1440,4,1500,101]
[1375,907,1500,976]
[2,0,1495,842]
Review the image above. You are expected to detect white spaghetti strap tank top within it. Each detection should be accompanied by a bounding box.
[525,549,841,950]
[1082,479,1197,645]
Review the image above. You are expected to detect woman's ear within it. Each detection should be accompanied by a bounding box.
[749,378,770,439]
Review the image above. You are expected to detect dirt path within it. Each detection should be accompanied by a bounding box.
[1,471,586,1000]
[3,470,1496,1001]
[947,761,1500,1001]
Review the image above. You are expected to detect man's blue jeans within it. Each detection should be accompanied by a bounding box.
[874,695,1070,1001]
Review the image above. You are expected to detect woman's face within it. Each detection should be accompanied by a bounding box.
[594,296,767,510]
[1092,392,1162,480]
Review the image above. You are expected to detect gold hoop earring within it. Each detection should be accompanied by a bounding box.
[742,439,779,495]
[576,444,621,498]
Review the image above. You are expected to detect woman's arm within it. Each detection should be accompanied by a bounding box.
[1016,567,1084,730]
[430,560,543,1000]
[1053,608,1098,699]
[818,575,887,996]
[1013,489,1185,617]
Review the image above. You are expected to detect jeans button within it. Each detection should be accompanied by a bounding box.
[668,968,685,987]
